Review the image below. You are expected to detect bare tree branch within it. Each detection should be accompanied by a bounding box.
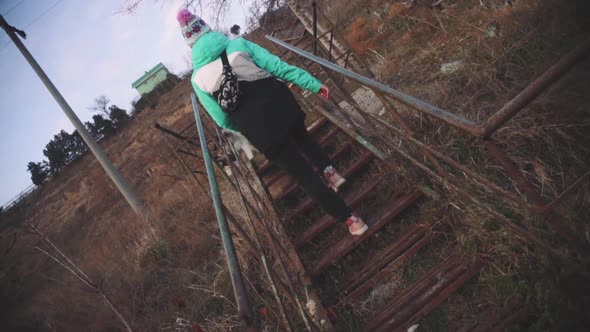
[88,95,111,118]
[29,224,134,332]
[116,0,284,31]
[31,225,94,282]
[33,246,97,290]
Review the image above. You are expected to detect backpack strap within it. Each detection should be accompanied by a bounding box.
[220,50,231,67]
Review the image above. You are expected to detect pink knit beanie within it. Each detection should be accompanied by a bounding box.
[177,8,211,47]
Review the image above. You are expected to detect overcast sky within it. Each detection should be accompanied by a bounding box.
[0,0,247,206]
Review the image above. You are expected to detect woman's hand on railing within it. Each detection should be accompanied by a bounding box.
[318,84,330,99]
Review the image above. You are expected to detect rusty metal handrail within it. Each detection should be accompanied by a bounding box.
[266,34,479,133]
[479,37,590,137]
[312,1,318,55]
[191,93,253,325]
[213,126,295,331]
[265,35,590,137]
[265,31,590,251]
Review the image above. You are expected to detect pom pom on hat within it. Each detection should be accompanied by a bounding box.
[177,8,195,24]
[177,8,211,47]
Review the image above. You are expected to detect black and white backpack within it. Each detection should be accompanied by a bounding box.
[215,50,240,113]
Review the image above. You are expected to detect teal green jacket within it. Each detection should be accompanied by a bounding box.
[190,31,322,130]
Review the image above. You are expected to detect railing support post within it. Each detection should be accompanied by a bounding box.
[191,94,253,327]
[312,1,318,55]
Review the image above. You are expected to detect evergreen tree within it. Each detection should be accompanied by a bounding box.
[27,161,50,185]
[85,115,115,140]
[69,130,88,160]
[27,98,130,183]
[92,114,116,138]
[85,120,99,140]
[109,105,129,127]
[43,130,70,173]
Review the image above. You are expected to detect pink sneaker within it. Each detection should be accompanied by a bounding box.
[323,166,346,192]
[346,214,368,236]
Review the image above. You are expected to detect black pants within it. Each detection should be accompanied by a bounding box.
[265,121,352,222]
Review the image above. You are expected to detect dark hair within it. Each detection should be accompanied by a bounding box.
[230,24,241,35]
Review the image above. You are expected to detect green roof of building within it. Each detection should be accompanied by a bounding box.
[131,62,168,88]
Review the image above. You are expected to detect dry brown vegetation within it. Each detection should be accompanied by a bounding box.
[1,0,589,331]
[317,0,589,329]
[0,80,253,331]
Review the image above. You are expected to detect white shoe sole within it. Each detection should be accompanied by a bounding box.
[350,224,369,236]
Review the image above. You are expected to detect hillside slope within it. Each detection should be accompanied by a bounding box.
[0,78,229,331]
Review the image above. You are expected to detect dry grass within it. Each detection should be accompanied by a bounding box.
[327,0,589,244]
[311,0,590,329]
[0,78,283,331]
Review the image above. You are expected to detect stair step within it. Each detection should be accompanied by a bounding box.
[294,177,382,248]
[265,141,352,187]
[307,116,329,135]
[340,224,438,304]
[364,255,487,332]
[273,151,374,202]
[314,125,340,147]
[308,189,423,278]
[255,117,332,176]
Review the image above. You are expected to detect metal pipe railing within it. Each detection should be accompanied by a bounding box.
[265,30,590,250]
[265,34,480,134]
[312,1,318,55]
[265,34,590,138]
[190,94,253,326]
[214,127,294,331]
[480,37,590,137]
[1,184,36,211]
[195,110,325,330]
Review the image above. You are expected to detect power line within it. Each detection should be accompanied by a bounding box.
[24,0,64,29]
[1,0,25,16]
[0,0,65,53]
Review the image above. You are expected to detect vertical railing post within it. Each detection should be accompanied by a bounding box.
[190,94,253,326]
[312,1,318,55]
[327,30,334,61]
